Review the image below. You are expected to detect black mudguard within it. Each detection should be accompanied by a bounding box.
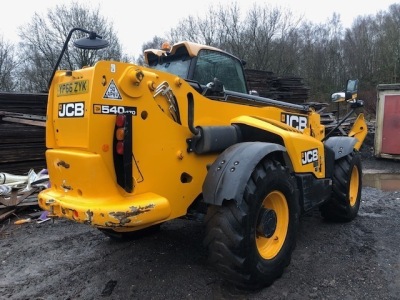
[202,142,289,206]
[324,136,358,160]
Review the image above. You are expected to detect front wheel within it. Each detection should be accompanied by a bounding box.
[320,151,362,222]
[203,158,299,290]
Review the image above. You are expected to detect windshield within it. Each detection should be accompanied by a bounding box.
[148,55,191,79]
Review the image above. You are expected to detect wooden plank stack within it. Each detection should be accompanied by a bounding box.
[245,69,309,104]
[0,93,47,175]
[0,92,47,115]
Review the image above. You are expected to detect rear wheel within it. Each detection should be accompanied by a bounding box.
[203,158,299,290]
[320,151,362,222]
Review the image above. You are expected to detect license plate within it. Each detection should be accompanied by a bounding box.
[57,80,89,96]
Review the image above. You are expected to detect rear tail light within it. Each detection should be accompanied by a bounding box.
[115,114,127,154]
[116,141,124,155]
[113,113,133,192]
[115,114,126,127]
[116,128,125,141]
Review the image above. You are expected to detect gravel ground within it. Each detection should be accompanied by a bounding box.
[1,136,399,300]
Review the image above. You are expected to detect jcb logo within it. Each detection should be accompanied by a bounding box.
[58,102,85,118]
[302,148,318,165]
[281,113,308,131]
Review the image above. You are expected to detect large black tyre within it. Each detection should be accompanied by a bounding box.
[98,224,161,242]
[203,158,299,290]
[320,151,362,222]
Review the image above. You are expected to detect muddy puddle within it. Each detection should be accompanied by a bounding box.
[363,173,400,191]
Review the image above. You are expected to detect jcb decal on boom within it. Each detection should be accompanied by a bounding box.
[58,102,85,118]
[281,113,308,131]
[301,148,318,165]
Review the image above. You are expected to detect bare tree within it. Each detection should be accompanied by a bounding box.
[135,1,400,107]
[0,36,18,92]
[165,1,301,72]
[216,2,246,57]
[342,15,379,88]
[374,4,400,84]
[17,1,123,92]
[297,14,346,101]
[243,4,302,73]
[169,15,201,44]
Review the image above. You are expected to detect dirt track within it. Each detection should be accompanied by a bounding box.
[1,155,400,300]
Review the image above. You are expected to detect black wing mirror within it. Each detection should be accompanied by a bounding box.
[345,79,359,101]
[331,79,359,103]
[74,31,109,50]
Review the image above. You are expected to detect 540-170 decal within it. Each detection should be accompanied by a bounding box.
[57,102,137,118]
[93,104,137,115]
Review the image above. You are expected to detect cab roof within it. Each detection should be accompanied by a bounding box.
[144,41,224,65]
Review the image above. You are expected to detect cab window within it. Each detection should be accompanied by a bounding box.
[192,49,247,93]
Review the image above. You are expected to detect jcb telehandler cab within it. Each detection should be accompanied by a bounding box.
[39,28,367,289]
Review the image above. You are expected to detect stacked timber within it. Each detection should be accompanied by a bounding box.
[245,69,309,104]
[0,93,47,174]
[0,92,47,115]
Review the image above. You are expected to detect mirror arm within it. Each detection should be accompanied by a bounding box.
[47,27,101,91]
[322,107,356,142]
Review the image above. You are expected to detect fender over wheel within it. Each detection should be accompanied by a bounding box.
[320,151,362,222]
[203,158,299,289]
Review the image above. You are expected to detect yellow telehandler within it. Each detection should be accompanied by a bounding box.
[38,28,367,289]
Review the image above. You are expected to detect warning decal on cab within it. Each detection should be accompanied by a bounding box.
[103,79,122,100]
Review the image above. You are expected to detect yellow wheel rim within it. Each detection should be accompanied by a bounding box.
[256,190,289,259]
[349,166,360,207]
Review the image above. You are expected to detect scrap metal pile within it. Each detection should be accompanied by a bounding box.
[0,169,49,223]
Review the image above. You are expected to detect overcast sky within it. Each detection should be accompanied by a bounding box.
[0,0,397,57]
